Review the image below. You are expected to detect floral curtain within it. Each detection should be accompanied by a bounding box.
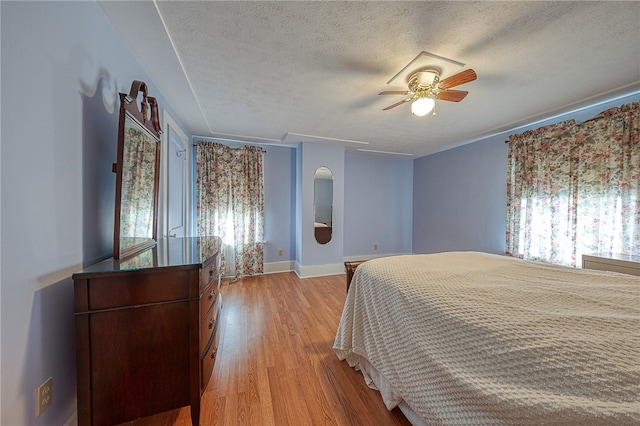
[195,141,264,278]
[506,102,640,266]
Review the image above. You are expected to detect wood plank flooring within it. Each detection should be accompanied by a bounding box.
[124,272,411,426]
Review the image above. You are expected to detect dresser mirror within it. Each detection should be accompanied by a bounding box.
[113,80,162,259]
[313,166,333,244]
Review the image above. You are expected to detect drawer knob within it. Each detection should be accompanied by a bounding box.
[209,318,215,329]
[208,290,216,301]
[209,268,214,277]
[211,347,217,359]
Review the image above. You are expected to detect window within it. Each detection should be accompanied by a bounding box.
[506,102,639,266]
[195,141,264,277]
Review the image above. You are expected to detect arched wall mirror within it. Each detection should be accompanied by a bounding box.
[313,166,333,244]
[113,80,162,259]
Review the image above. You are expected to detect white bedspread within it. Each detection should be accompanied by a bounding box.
[333,252,640,425]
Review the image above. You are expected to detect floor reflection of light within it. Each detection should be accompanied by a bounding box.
[219,296,265,363]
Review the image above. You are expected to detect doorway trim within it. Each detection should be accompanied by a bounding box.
[161,110,191,238]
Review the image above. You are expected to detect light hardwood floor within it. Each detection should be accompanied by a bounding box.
[124,272,411,426]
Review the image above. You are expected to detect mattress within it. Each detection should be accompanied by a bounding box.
[333,252,640,425]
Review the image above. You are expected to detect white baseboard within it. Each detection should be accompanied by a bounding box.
[294,262,345,279]
[263,260,295,274]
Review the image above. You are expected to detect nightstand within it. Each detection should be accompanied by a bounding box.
[582,253,640,276]
[344,260,367,293]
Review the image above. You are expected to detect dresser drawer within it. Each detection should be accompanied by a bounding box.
[199,255,218,291]
[201,321,220,392]
[199,282,218,319]
[199,304,218,355]
[85,269,190,311]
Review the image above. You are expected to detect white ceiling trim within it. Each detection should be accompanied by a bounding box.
[357,149,414,157]
[152,0,213,134]
[282,133,370,146]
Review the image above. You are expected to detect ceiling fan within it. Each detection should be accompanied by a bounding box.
[379,67,477,116]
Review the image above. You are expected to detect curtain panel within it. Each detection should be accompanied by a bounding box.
[507,101,640,266]
[196,141,264,277]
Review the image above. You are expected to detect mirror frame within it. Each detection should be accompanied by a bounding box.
[113,80,162,259]
[313,166,333,244]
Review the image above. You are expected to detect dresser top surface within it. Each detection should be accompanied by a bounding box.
[74,237,221,277]
[583,253,640,264]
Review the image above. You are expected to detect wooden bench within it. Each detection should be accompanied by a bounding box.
[344,260,367,293]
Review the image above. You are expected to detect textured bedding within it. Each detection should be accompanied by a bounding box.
[333,252,640,425]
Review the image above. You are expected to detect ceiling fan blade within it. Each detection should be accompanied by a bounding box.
[379,90,411,95]
[382,98,412,111]
[437,69,477,90]
[436,90,469,102]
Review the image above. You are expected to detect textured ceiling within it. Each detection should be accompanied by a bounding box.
[100,1,640,158]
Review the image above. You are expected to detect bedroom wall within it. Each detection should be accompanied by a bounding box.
[269,145,414,270]
[413,136,508,254]
[271,145,414,271]
[412,92,640,255]
[344,150,413,259]
[0,2,187,424]
[263,145,297,271]
[296,142,345,277]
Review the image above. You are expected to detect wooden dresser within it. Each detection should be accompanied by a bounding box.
[582,252,640,276]
[73,237,222,426]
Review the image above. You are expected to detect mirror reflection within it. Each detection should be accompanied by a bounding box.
[113,80,161,259]
[119,114,158,254]
[313,166,333,244]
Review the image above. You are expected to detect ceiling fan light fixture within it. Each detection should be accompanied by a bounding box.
[411,97,435,116]
[380,67,476,115]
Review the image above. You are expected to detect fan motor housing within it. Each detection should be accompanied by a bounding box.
[408,67,441,92]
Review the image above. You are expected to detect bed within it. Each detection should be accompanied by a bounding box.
[333,252,640,425]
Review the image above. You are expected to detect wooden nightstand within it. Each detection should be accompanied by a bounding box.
[344,260,367,293]
[582,253,640,276]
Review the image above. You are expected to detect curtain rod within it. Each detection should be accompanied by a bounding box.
[194,140,266,152]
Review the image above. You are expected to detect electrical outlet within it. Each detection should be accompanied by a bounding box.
[36,377,53,417]
[373,244,378,251]
[278,249,284,256]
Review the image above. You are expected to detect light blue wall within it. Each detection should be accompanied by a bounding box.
[412,93,640,255]
[344,151,413,257]
[263,145,295,263]
[413,137,508,254]
[298,143,345,270]
[1,2,188,424]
